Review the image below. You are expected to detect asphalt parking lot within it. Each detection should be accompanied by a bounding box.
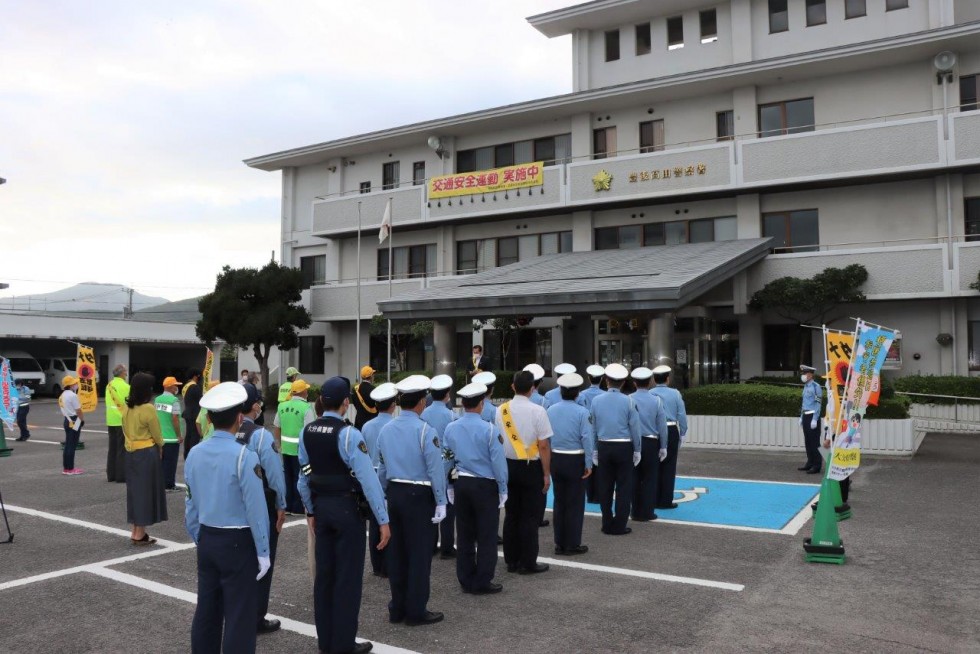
[1,400,977,653]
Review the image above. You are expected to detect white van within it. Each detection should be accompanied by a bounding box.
[40,357,99,395]
[0,351,45,394]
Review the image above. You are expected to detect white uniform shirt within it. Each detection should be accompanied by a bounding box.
[59,389,81,418]
[495,394,552,461]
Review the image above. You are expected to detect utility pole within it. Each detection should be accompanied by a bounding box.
[124,287,134,319]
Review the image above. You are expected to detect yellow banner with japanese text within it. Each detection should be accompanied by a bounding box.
[824,331,854,435]
[428,162,544,199]
[202,348,214,387]
[76,344,98,412]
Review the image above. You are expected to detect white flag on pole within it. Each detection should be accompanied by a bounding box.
[379,198,392,244]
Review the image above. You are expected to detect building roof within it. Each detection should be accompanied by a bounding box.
[377,238,771,319]
[528,0,696,38]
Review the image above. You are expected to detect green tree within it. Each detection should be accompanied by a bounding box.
[369,315,433,374]
[197,263,312,395]
[970,270,980,292]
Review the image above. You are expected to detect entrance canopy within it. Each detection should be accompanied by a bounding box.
[378,238,772,320]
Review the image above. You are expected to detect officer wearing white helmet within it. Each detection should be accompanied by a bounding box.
[377,375,447,626]
[578,364,606,410]
[523,363,550,409]
[473,371,498,423]
[650,365,688,510]
[590,363,641,536]
[629,367,668,522]
[362,382,398,578]
[184,382,271,654]
[544,363,576,407]
[421,374,458,559]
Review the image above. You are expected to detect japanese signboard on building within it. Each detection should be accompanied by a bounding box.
[428,162,544,199]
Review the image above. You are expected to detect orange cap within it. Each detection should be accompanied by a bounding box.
[360,365,376,378]
[162,376,182,389]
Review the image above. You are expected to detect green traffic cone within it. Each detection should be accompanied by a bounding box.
[0,422,13,457]
[803,476,845,564]
[810,479,852,521]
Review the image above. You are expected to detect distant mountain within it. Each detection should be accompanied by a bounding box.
[135,296,204,324]
[0,283,169,313]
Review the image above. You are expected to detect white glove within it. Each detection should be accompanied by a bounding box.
[632,451,641,467]
[498,493,507,509]
[447,487,455,505]
[432,504,447,524]
[680,434,686,445]
[592,451,599,466]
[810,418,818,429]
[256,555,271,581]
[659,448,668,462]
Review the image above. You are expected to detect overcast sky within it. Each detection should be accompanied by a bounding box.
[0,0,572,302]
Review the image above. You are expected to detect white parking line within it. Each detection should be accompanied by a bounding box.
[3,504,186,548]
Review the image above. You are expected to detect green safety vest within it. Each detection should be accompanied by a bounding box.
[277,397,309,456]
[105,377,130,427]
[155,393,181,443]
[197,408,214,441]
[278,381,293,403]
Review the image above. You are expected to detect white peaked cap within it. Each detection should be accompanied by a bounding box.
[522,363,545,381]
[554,363,576,376]
[458,382,488,399]
[395,375,431,393]
[631,366,653,380]
[200,382,248,411]
[586,364,605,377]
[557,373,584,388]
[604,363,629,380]
[652,365,672,375]
[473,371,497,385]
[430,374,454,391]
[370,382,398,402]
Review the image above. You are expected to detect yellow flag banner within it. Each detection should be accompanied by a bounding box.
[428,161,544,199]
[202,348,214,387]
[76,345,98,412]
[824,331,854,435]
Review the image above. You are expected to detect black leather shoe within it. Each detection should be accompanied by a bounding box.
[566,545,589,555]
[405,611,444,626]
[372,570,388,578]
[518,563,550,575]
[470,583,503,595]
[440,548,457,559]
[658,503,679,509]
[389,614,404,624]
[632,516,651,522]
[539,519,550,527]
[506,564,518,573]
[345,642,373,654]
[257,618,281,634]
[798,465,812,471]
[554,546,566,555]
[806,468,822,474]
[605,527,632,536]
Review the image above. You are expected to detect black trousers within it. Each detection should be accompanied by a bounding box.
[433,500,456,554]
[15,405,29,439]
[368,513,387,576]
[802,414,822,470]
[503,459,545,570]
[839,477,851,503]
[386,482,435,621]
[454,476,499,591]
[106,425,126,483]
[632,437,661,520]
[62,418,82,471]
[656,427,681,508]
[551,453,586,550]
[192,526,258,654]
[256,505,279,622]
[183,418,201,461]
[162,442,180,489]
[313,493,366,654]
[597,442,633,534]
[283,454,303,514]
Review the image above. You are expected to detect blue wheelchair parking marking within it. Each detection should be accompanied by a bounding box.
[546,476,819,533]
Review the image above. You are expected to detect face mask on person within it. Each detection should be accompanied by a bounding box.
[800,374,809,383]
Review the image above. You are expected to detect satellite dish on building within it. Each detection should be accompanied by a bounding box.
[933,51,957,73]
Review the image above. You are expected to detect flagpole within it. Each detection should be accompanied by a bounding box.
[356,202,362,382]
[387,198,393,383]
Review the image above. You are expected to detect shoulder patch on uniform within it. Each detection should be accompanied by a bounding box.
[253,464,263,479]
[432,436,440,449]
[185,484,192,500]
[498,434,504,444]
[358,441,369,454]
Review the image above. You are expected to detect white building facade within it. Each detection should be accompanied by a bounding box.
[247,0,980,387]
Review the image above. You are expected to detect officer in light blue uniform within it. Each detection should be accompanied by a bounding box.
[377,375,447,627]
[298,376,389,654]
[421,374,458,559]
[628,367,668,522]
[185,382,271,654]
[578,364,606,410]
[361,382,398,578]
[798,364,824,474]
[473,372,498,423]
[238,383,287,635]
[444,382,508,595]
[547,373,595,555]
[543,363,576,407]
[590,363,641,536]
[524,363,551,409]
[650,365,688,510]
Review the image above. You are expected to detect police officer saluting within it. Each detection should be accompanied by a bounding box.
[546,372,594,555]
[629,367,668,522]
[798,364,823,474]
[444,382,508,594]
[298,376,390,654]
[421,374,458,559]
[184,382,271,654]
[591,363,641,536]
[238,383,287,636]
[651,365,688,510]
[361,382,398,578]
[377,375,447,626]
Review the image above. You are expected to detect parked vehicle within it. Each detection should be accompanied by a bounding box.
[40,357,99,395]
[0,351,45,394]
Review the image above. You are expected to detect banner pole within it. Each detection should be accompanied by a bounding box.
[387,202,393,382]
[356,202,362,382]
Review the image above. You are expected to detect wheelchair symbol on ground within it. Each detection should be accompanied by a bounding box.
[674,486,708,504]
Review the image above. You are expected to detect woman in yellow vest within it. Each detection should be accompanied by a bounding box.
[155,376,183,492]
[273,380,316,514]
[122,373,167,545]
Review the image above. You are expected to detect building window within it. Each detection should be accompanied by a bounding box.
[459,232,570,273]
[495,143,515,167]
[764,325,811,372]
[769,0,788,33]
[665,221,687,245]
[382,161,399,190]
[456,241,482,274]
[593,127,617,160]
[635,23,651,55]
[456,133,571,172]
[966,198,980,241]
[805,0,826,26]
[299,255,326,288]
[969,321,980,371]
[666,16,684,50]
[359,181,371,194]
[377,244,436,280]
[758,98,815,137]
[639,120,665,153]
[885,0,908,10]
[605,29,620,62]
[716,110,735,141]
[961,75,979,112]
[299,336,325,375]
[845,0,866,19]
[497,237,519,266]
[762,210,819,253]
[412,161,425,185]
[700,9,718,43]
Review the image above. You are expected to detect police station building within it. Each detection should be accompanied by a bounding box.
[247,0,980,386]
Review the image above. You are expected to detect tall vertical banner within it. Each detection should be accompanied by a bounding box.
[828,320,896,482]
[824,329,855,435]
[0,358,15,427]
[76,344,99,412]
[202,347,214,386]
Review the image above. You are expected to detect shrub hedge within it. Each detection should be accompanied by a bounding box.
[681,383,909,419]
[892,375,980,404]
